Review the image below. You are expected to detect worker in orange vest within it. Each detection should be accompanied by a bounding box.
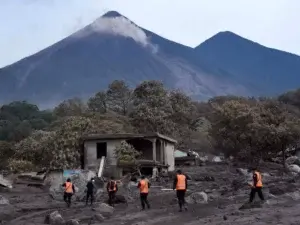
[173,170,188,212]
[106,176,118,207]
[137,175,151,210]
[249,168,265,203]
[62,178,75,207]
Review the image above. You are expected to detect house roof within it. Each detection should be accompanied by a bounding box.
[82,132,177,144]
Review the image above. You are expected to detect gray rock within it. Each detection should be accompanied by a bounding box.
[45,211,65,225]
[0,195,9,205]
[288,164,300,174]
[49,170,97,201]
[186,192,208,204]
[65,219,80,225]
[285,191,300,200]
[212,156,222,162]
[286,156,299,165]
[92,213,105,222]
[92,203,114,217]
[0,175,12,189]
[236,168,249,176]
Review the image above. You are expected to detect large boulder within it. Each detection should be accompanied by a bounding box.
[285,156,300,166]
[49,170,97,201]
[0,195,9,205]
[44,211,65,225]
[92,203,114,218]
[212,156,222,163]
[91,214,105,223]
[288,164,300,174]
[186,192,208,204]
[0,175,12,189]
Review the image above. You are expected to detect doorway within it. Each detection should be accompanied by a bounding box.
[97,142,107,159]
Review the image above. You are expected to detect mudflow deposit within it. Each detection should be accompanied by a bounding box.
[2,157,300,225]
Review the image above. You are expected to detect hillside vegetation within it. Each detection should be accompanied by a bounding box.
[1,80,300,172]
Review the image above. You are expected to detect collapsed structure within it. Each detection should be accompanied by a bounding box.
[82,133,177,178]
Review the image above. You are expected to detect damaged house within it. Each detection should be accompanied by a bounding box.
[82,133,176,178]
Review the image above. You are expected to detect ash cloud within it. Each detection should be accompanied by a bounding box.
[90,17,158,53]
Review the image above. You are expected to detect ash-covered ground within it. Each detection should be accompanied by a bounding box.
[2,162,300,225]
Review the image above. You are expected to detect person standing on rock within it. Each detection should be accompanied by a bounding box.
[62,178,75,207]
[86,177,96,206]
[107,176,118,207]
[173,170,188,212]
[137,175,151,210]
[249,168,264,203]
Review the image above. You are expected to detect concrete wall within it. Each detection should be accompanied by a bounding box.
[84,139,122,171]
[165,142,175,171]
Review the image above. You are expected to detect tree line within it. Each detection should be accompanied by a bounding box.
[1,80,300,172]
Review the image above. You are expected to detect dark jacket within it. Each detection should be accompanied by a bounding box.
[137,179,151,189]
[62,182,76,193]
[86,181,95,193]
[106,180,118,192]
[173,174,188,190]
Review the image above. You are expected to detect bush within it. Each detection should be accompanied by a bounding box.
[7,159,36,173]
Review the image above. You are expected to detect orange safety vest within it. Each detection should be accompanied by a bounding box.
[139,180,149,193]
[254,171,263,187]
[108,181,117,192]
[176,174,186,190]
[65,182,73,193]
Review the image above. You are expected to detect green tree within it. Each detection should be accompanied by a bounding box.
[0,101,39,121]
[169,90,194,125]
[209,98,300,166]
[114,141,141,164]
[0,141,14,169]
[54,97,86,117]
[0,101,54,142]
[278,89,300,109]
[88,91,107,113]
[130,81,175,134]
[106,80,132,115]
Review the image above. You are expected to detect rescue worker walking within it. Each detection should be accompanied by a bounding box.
[137,175,151,210]
[106,176,118,207]
[249,168,265,203]
[173,170,188,212]
[86,177,96,206]
[62,178,75,207]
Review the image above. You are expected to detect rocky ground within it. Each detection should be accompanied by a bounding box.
[2,160,300,225]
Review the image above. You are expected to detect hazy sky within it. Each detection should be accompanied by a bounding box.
[0,0,300,68]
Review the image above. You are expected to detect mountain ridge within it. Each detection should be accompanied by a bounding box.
[0,10,300,107]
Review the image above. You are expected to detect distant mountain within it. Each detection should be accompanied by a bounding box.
[0,11,300,107]
[195,31,300,96]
